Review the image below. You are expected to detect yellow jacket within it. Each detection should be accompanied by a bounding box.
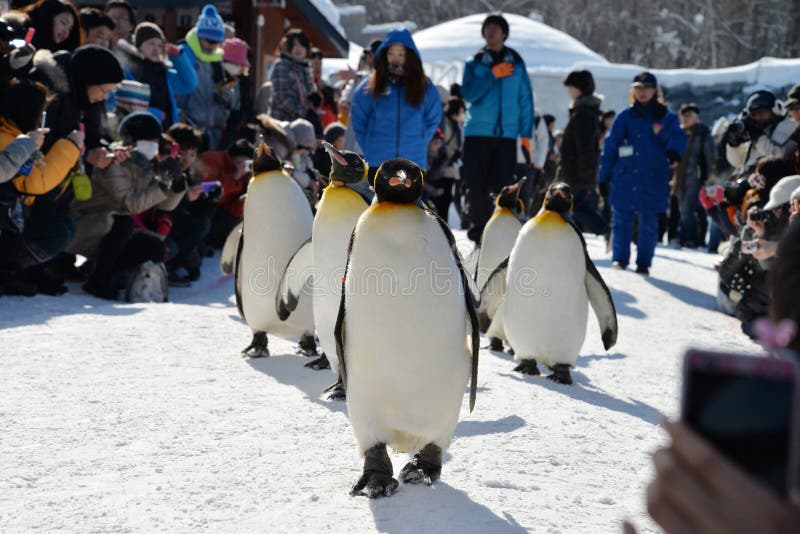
[0,118,80,196]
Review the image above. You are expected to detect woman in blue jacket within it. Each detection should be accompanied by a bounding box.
[350,29,442,182]
[598,72,687,275]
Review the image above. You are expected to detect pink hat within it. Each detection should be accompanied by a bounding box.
[223,38,250,67]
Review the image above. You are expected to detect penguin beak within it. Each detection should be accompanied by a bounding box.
[322,141,348,166]
[508,177,526,193]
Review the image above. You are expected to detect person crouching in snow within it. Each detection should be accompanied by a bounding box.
[69,112,185,301]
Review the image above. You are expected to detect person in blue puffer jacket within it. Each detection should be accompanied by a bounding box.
[460,13,533,242]
[350,29,442,183]
[598,71,687,275]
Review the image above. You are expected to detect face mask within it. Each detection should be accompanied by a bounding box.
[388,62,404,77]
[224,63,243,77]
[134,140,159,160]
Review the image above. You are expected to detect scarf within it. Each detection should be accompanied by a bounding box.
[185,28,224,63]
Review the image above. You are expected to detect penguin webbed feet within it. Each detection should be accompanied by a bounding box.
[324,378,346,401]
[350,444,398,499]
[242,332,269,358]
[513,359,540,375]
[400,443,442,486]
[304,353,330,370]
[488,337,504,352]
[546,364,573,385]
[296,334,319,357]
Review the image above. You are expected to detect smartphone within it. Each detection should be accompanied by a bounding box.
[741,240,759,254]
[681,349,800,498]
[200,181,221,193]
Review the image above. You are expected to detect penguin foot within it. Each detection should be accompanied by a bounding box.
[507,347,515,356]
[242,332,269,358]
[296,334,318,357]
[350,444,397,498]
[400,443,442,485]
[304,353,330,370]
[513,359,540,375]
[488,337,504,352]
[324,379,346,401]
[547,364,573,385]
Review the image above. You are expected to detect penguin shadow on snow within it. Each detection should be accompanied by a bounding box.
[643,275,718,311]
[498,361,662,426]
[246,355,346,414]
[607,288,646,319]
[454,414,526,439]
[368,481,527,534]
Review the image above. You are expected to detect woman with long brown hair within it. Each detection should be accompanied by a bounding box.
[23,0,81,53]
[350,28,441,182]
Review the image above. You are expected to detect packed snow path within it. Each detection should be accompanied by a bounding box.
[0,233,757,533]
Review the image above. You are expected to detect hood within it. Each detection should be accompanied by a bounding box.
[374,29,421,65]
[570,94,602,111]
[30,49,70,94]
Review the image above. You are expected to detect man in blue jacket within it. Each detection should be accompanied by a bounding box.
[598,72,687,275]
[461,13,533,242]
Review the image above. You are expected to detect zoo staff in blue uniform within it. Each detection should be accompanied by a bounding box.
[461,13,533,243]
[598,72,687,275]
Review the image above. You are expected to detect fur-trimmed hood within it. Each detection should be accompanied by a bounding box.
[115,38,174,69]
[30,49,71,94]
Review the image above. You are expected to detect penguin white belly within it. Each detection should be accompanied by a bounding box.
[503,215,588,367]
[476,209,521,341]
[345,205,470,454]
[240,171,314,338]
[312,186,367,373]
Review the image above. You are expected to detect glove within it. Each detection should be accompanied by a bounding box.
[164,43,181,57]
[171,174,187,193]
[698,187,715,210]
[598,182,610,199]
[492,62,514,79]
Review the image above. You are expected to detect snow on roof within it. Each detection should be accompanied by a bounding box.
[336,4,366,16]
[362,21,419,34]
[413,13,607,69]
[308,0,346,38]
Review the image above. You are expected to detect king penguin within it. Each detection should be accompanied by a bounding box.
[473,178,526,353]
[335,159,479,498]
[501,182,618,385]
[277,142,370,400]
[233,143,317,358]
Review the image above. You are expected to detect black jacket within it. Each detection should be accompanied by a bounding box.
[557,95,602,188]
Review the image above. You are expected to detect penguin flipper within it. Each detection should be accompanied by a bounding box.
[220,221,243,275]
[233,230,245,320]
[585,255,618,350]
[334,228,357,391]
[476,258,508,332]
[563,216,619,350]
[276,237,313,321]
[429,209,480,412]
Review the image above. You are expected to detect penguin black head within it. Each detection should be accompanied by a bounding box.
[496,177,527,212]
[252,143,283,174]
[543,182,573,213]
[374,158,424,204]
[322,142,368,184]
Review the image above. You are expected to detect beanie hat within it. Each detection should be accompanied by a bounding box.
[482,13,509,40]
[746,90,777,113]
[119,111,162,143]
[71,45,124,86]
[222,38,249,66]
[289,118,315,149]
[563,69,595,95]
[114,79,150,113]
[323,122,346,144]
[134,22,165,49]
[196,4,225,44]
[228,138,255,159]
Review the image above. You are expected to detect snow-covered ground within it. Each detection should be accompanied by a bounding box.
[0,233,757,533]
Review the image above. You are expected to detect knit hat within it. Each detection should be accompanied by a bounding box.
[71,45,124,86]
[482,13,509,40]
[289,118,315,149]
[114,79,150,112]
[222,38,249,66]
[563,69,595,95]
[196,4,225,44]
[134,21,165,49]
[323,122,346,144]
[119,111,162,143]
[763,175,800,210]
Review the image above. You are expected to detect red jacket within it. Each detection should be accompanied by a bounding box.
[197,150,248,219]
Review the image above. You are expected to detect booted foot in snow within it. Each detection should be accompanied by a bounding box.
[514,359,540,375]
[488,337,504,352]
[547,364,573,385]
[242,331,269,358]
[305,353,330,370]
[324,378,346,401]
[400,443,442,485]
[350,443,398,498]
[297,334,318,357]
